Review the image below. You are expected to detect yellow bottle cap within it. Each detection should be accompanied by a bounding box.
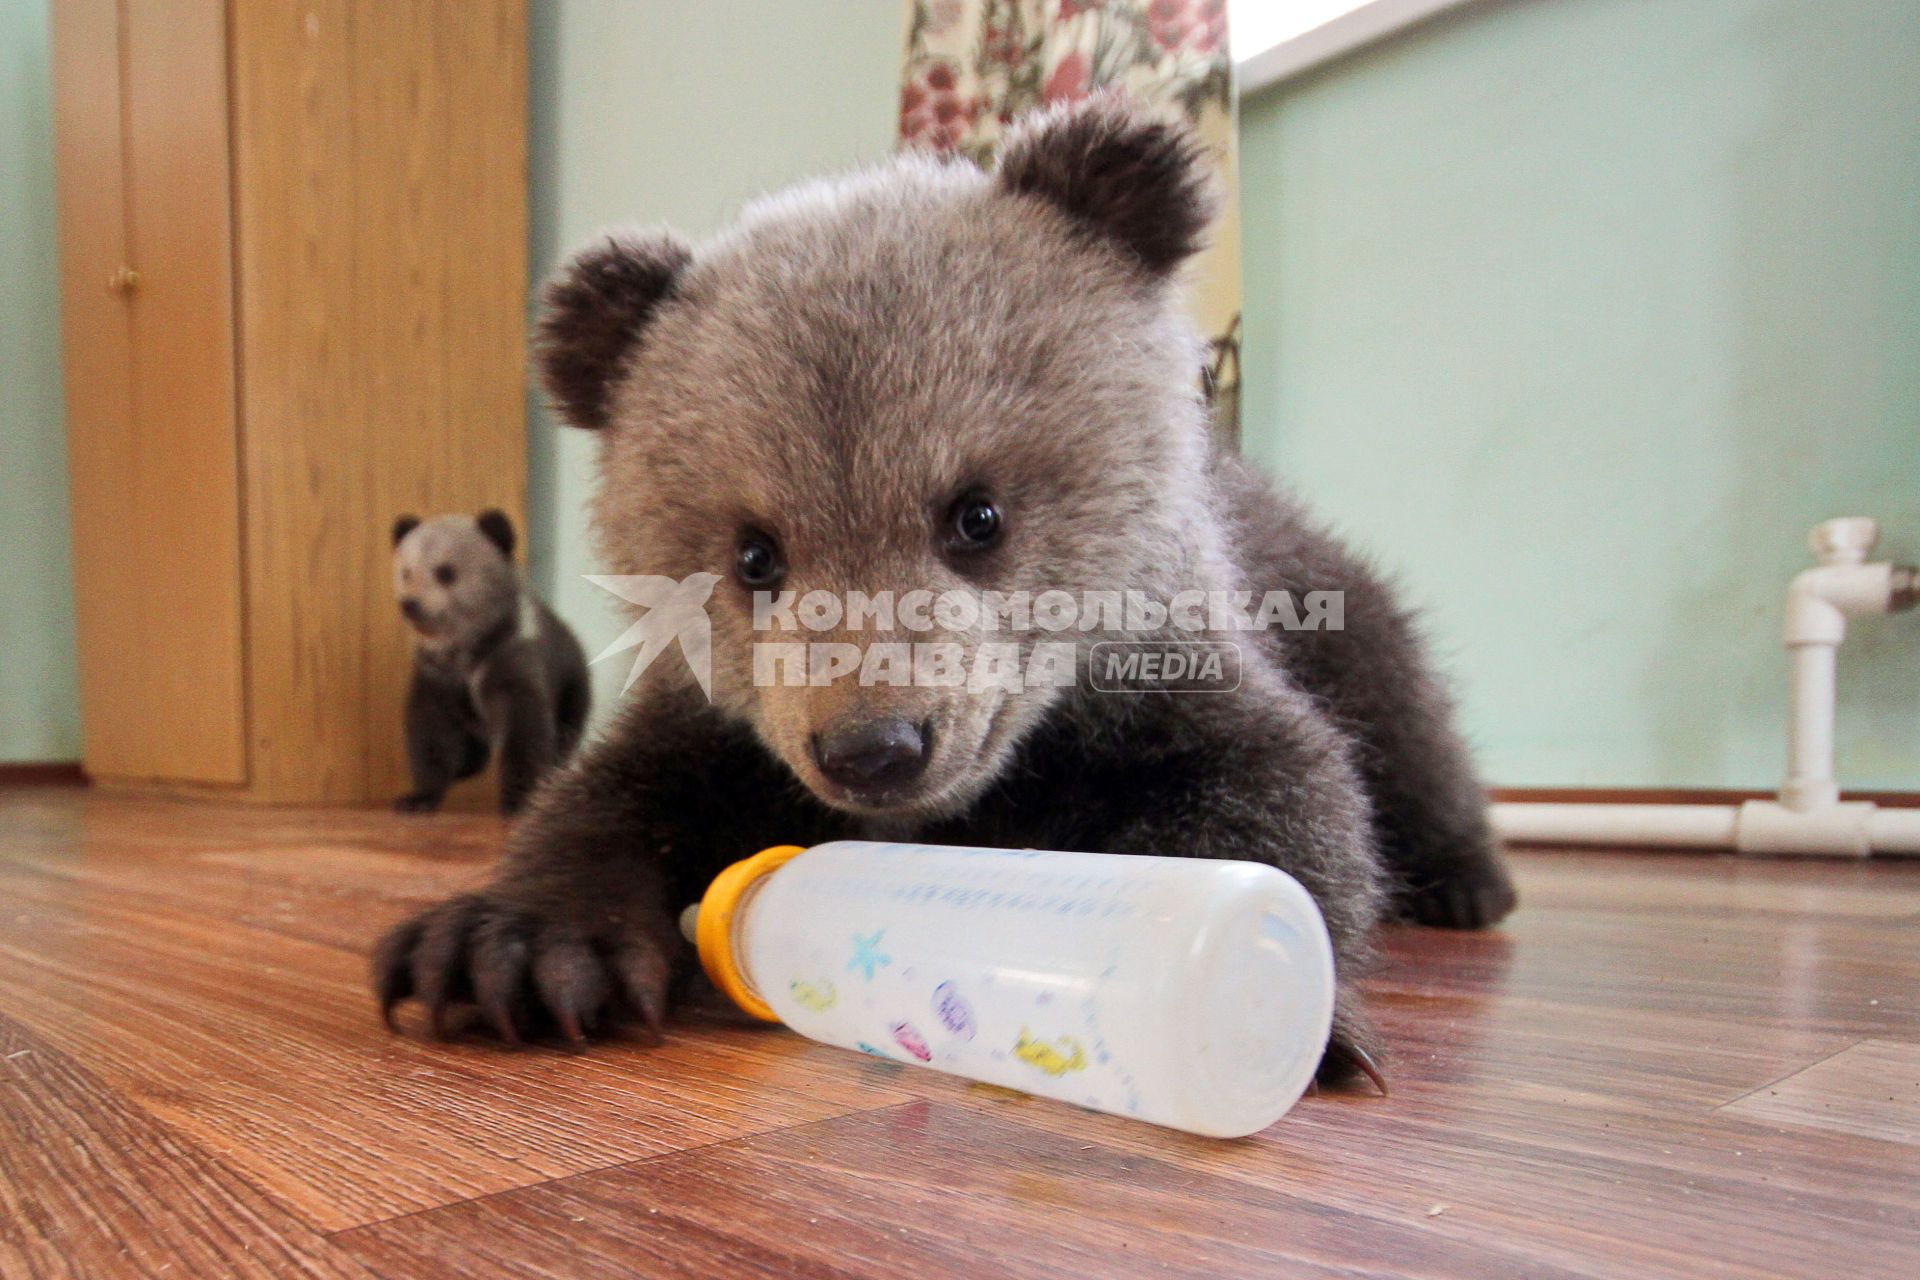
[693,844,807,1023]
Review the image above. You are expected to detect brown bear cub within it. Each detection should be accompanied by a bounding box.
[373,97,1515,1085]
[391,510,590,816]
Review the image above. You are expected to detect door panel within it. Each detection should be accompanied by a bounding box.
[55,0,247,785]
[54,0,144,781]
[230,0,528,802]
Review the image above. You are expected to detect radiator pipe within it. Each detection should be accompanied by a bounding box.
[1491,518,1919,857]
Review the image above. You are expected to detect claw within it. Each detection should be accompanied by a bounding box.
[410,895,482,1040]
[622,986,666,1047]
[1347,1043,1389,1096]
[1317,1031,1390,1096]
[471,918,530,1047]
[611,945,670,1046]
[370,917,423,1031]
[484,1004,521,1046]
[636,988,667,1044]
[533,937,606,1045]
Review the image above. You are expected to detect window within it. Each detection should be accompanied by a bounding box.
[1231,0,1482,92]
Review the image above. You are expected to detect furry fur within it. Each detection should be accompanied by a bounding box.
[535,234,692,431]
[391,511,591,816]
[997,97,1217,275]
[373,97,1514,1083]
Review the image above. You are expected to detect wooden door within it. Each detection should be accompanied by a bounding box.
[230,0,528,804]
[52,0,247,785]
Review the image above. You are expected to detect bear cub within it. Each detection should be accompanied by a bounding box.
[373,98,1515,1085]
[391,510,590,816]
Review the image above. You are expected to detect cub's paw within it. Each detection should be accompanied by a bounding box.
[393,792,443,814]
[1399,855,1518,930]
[370,892,675,1046]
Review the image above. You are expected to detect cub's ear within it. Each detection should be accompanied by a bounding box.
[536,232,692,431]
[995,94,1216,277]
[475,509,516,559]
[391,514,421,547]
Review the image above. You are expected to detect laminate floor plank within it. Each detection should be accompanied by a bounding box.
[0,1012,377,1279]
[335,1100,1595,1280]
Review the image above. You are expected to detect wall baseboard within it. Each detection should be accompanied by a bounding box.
[4,768,1913,808]
[1492,786,1920,809]
[0,762,88,788]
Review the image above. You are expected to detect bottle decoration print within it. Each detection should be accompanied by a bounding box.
[788,979,837,1012]
[1013,1027,1089,1077]
[931,980,976,1040]
[889,1021,933,1062]
[847,929,891,981]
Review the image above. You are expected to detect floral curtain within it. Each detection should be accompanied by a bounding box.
[900,0,1241,442]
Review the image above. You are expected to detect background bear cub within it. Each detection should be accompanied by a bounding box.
[374,98,1515,1084]
[391,510,590,816]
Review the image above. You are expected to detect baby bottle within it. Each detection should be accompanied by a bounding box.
[679,840,1334,1138]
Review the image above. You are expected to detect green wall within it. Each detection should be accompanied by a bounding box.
[7,0,1916,788]
[1239,0,1920,789]
[525,0,905,716]
[0,0,80,763]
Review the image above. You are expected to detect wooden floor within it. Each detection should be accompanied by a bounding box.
[1,789,1915,1278]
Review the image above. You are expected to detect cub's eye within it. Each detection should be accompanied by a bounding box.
[947,491,1002,551]
[434,564,456,586]
[735,531,784,587]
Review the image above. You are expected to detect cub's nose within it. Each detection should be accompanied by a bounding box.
[811,717,929,793]
[400,597,425,622]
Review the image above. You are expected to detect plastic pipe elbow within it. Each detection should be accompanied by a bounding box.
[1782,562,1916,647]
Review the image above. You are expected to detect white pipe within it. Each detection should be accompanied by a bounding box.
[1783,644,1838,811]
[1493,800,1920,858]
[1869,808,1920,855]
[1491,803,1739,849]
[1778,516,1908,811]
[1492,518,1919,858]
